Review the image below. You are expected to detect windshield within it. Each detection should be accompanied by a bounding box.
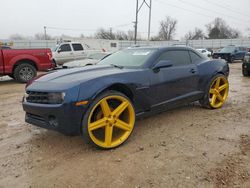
[88,53,109,60]
[52,45,59,52]
[220,46,235,53]
[99,49,157,67]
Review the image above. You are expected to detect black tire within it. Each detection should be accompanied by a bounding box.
[199,74,228,109]
[52,59,57,68]
[13,63,37,83]
[243,70,249,77]
[8,74,14,79]
[229,56,235,63]
[81,90,135,149]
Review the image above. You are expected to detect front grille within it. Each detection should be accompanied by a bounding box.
[26,91,50,104]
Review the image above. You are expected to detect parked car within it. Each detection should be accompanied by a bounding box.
[23,46,229,149]
[242,52,250,76]
[212,45,247,63]
[52,42,89,65]
[63,52,111,68]
[0,48,53,82]
[0,46,11,49]
[196,48,211,57]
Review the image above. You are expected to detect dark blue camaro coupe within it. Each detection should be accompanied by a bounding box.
[23,46,229,149]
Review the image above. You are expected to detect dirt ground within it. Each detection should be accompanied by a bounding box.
[0,63,249,188]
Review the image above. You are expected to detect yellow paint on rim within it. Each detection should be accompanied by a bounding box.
[87,95,135,148]
[209,76,229,108]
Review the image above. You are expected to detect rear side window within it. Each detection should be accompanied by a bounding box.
[189,51,202,64]
[72,44,84,51]
[60,44,71,52]
[158,50,191,66]
[239,47,246,51]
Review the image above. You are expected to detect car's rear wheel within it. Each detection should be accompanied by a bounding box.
[81,91,135,149]
[200,74,229,109]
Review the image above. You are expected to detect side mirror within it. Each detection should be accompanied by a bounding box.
[58,48,62,53]
[234,49,238,53]
[153,60,173,72]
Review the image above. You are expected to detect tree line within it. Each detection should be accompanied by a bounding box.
[8,17,246,41]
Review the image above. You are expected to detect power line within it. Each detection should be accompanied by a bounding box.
[177,0,249,23]
[46,22,133,33]
[46,26,96,32]
[203,0,250,18]
[155,0,248,27]
[155,0,214,19]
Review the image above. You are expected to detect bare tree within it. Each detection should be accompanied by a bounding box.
[206,17,241,39]
[34,33,53,40]
[115,31,128,40]
[127,30,134,41]
[80,34,85,38]
[9,34,25,40]
[158,16,177,40]
[184,28,206,40]
[95,28,115,40]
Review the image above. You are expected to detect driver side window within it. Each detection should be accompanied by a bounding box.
[59,44,72,52]
[158,50,191,66]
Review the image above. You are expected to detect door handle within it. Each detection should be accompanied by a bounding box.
[190,68,196,73]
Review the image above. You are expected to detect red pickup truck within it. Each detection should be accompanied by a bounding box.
[0,48,53,82]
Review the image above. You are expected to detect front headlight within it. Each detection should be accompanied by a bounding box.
[23,91,65,104]
[47,92,65,104]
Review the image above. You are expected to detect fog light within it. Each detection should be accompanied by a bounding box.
[48,116,58,127]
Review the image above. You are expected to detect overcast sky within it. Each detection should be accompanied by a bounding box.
[1,0,250,40]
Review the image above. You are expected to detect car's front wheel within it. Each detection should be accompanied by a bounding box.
[200,74,229,109]
[229,56,235,63]
[81,91,135,149]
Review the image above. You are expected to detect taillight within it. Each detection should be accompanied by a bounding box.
[47,52,52,60]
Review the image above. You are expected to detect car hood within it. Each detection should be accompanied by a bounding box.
[63,59,99,68]
[39,64,129,83]
[27,64,137,92]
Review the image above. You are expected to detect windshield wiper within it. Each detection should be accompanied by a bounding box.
[110,64,123,69]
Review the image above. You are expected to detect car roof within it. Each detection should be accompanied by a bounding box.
[127,46,195,51]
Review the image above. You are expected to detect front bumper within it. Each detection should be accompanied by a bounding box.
[23,102,87,135]
[242,63,250,75]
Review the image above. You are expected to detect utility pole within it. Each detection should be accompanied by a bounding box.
[44,26,47,40]
[44,26,48,48]
[109,27,113,40]
[134,0,152,44]
[147,0,152,41]
[134,0,139,44]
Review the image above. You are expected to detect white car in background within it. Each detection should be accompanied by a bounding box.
[62,52,111,68]
[196,48,212,57]
[52,42,95,65]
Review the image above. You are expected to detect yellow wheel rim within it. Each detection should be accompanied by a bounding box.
[209,76,229,108]
[87,95,135,148]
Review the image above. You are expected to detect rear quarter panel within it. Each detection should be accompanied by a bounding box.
[197,59,229,91]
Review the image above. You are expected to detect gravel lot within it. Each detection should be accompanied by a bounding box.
[0,63,249,188]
